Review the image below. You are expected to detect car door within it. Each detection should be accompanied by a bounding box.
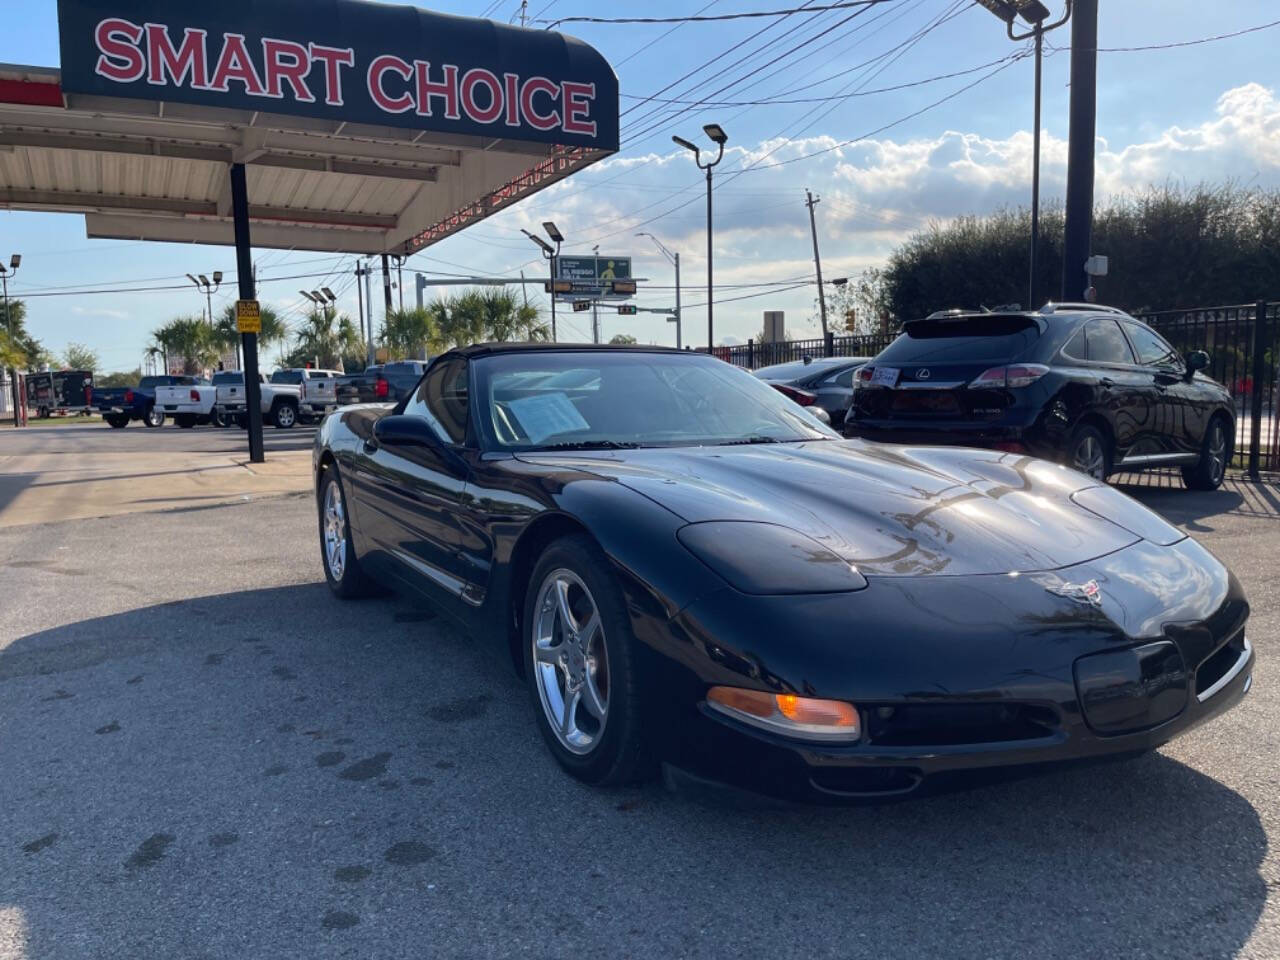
[354,358,477,610]
[1121,320,1201,459]
[1080,317,1153,461]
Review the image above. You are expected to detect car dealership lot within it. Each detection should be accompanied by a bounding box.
[0,429,1276,958]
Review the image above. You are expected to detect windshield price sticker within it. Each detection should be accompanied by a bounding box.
[871,366,900,387]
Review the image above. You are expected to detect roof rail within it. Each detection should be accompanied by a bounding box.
[1039,302,1129,316]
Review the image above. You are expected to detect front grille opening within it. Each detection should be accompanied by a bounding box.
[865,702,1059,747]
[1196,633,1247,697]
[810,766,922,797]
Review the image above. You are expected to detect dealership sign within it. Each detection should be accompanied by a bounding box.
[56,0,619,150]
[553,254,632,300]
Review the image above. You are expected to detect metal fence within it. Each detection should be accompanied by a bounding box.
[719,300,1279,475]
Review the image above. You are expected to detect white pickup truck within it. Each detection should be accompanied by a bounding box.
[212,370,303,429]
[270,368,340,423]
[153,380,218,428]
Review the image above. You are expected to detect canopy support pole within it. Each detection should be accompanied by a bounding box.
[231,162,265,464]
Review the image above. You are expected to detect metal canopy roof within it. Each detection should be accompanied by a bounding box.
[0,1,618,254]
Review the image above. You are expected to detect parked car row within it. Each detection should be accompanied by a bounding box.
[757,304,1234,492]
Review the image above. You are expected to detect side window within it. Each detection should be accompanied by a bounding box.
[1123,321,1181,368]
[827,367,857,388]
[1061,327,1087,361]
[1084,319,1135,365]
[405,359,468,444]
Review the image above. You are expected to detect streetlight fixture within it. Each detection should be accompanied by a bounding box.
[673,122,727,352]
[1,253,20,427]
[977,0,1072,309]
[637,232,682,349]
[187,270,223,326]
[522,224,561,341]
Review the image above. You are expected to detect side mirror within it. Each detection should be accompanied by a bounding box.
[373,414,443,448]
[1185,350,1209,379]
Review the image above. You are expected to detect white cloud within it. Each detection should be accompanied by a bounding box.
[70,305,128,320]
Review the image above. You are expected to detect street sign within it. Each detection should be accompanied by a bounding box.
[617,305,637,315]
[236,299,261,334]
[555,255,633,301]
[573,300,592,312]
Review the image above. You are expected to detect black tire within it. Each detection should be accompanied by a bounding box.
[318,467,376,598]
[37,406,50,419]
[1182,414,1231,491]
[176,415,196,429]
[272,400,298,429]
[522,534,654,787]
[1066,424,1110,481]
[143,407,165,428]
[106,415,129,429]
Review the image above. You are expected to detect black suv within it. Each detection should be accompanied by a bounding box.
[845,304,1235,490]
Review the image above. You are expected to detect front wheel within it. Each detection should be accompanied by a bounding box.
[143,407,165,428]
[106,415,129,429]
[1182,415,1230,491]
[318,468,375,598]
[273,401,298,429]
[1066,424,1110,481]
[523,534,653,786]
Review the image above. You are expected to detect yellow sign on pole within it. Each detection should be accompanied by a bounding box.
[236,299,262,334]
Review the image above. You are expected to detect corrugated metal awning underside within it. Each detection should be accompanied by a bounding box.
[0,65,608,254]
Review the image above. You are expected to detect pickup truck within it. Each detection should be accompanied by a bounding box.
[270,368,340,422]
[153,381,218,428]
[213,370,303,429]
[334,361,427,406]
[96,375,203,428]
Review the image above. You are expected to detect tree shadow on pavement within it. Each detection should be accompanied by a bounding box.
[1119,474,1280,533]
[0,583,1267,960]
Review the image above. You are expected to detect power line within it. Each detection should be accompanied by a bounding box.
[543,1,892,28]
[1048,18,1280,54]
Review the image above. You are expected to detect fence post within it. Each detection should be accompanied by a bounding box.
[824,331,834,358]
[1249,300,1267,479]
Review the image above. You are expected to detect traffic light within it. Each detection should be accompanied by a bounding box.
[617,305,637,315]
[544,280,573,294]
[843,308,857,333]
[573,300,591,312]
[610,280,637,296]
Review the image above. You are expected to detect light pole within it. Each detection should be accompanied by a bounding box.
[1,254,20,426]
[186,271,223,325]
[522,222,563,342]
[637,232,682,349]
[674,124,726,352]
[976,1,1071,309]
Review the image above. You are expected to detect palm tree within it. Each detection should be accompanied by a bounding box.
[290,306,363,369]
[152,316,218,375]
[379,306,439,359]
[214,302,286,367]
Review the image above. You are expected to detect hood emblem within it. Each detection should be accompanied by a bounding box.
[1047,579,1103,606]
[916,368,931,380]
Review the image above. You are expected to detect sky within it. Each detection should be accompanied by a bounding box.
[2,0,1279,369]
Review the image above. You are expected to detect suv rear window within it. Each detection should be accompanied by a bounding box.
[271,370,303,384]
[212,372,243,385]
[878,316,1041,364]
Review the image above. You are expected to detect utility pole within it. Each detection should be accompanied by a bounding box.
[805,189,829,340]
[364,261,375,367]
[1062,0,1098,302]
[354,262,366,367]
[592,244,600,344]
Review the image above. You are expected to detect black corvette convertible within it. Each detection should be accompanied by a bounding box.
[313,344,1253,801]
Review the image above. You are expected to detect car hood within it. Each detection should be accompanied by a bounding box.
[517,440,1144,578]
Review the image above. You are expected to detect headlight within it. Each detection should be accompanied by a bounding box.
[707,686,862,741]
[1070,485,1184,546]
[677,521,868,595]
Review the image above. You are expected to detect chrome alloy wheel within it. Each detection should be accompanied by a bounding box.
[1073,434,1106,479]
[1207,421,1227,484]
[323,480,347,581]
[532,568,609,755]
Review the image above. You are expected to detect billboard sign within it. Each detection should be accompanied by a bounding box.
[554,255,632,300]
[56,0,620,150]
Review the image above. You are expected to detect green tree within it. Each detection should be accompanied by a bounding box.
[63,341,100,372]
[379,306,439,359]
[0,297,46,369]
[152,316,218,375]
[214,303,286,356]
[97,368,142,388]
[287,307,363,369]
[609,333,637,345]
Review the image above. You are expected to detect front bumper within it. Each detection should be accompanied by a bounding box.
[649,537,1251,803]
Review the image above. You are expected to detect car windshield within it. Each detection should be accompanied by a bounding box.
[474,351,838,450]
[879,315,1042,364]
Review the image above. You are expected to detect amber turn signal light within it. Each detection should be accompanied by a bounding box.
[706,687,861,741]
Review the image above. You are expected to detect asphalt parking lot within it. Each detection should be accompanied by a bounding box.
[0,426,1276,959]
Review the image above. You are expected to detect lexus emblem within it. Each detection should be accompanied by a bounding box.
[916,368,931,380]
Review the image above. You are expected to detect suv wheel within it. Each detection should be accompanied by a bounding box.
[143,407,165,428]
[273,401,297,429]
[1182,415,1230,491]
[1067,425,1110,481]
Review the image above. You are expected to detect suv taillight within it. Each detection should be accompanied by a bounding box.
[375,376,389,399]
[970,364,1050,389]
[773,383,816,406]
[856,366,874,383]
[124,390,134,404]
